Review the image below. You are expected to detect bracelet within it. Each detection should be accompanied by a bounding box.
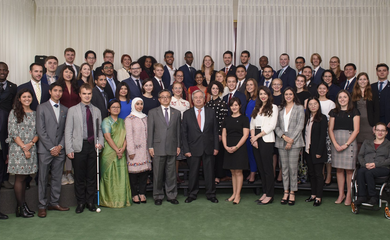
[235,146,238,149]
[345,143,349,146]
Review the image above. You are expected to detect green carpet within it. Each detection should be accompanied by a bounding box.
[0,189,388,240]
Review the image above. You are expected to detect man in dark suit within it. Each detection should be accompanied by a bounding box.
[162,51,176,88]
[18,63,50,111]
[259,65,275,89]
[123,62,143,99]
[223,74,247,115]
[56,48,80,77]
[94,49,118,80]
[311,53,325,85]
[41,56,58,85]
[295,56,305,75]
[148,90,181,205]
[258,56,277,85]
[240,50,259,82]
[221,51,236,75]
[178,51,196,88]
[235,65,248,94]
[372,63,390,139]
[302,66,318,96]
[340,63,357,93]
[276,53,297,90]
[182,90,219,203]
[91,73,108,119]
[84,50,97,80]
[152,63,166,98]
[101,61,119,100]
[36,83,70,218]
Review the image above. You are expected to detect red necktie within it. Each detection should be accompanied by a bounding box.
[197,109,202,130]
[228,93,232,103]
[225,67,229,74]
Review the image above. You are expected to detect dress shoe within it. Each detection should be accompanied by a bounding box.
[155,199,162,205]
[86,203,96,211]
[48,205,70,211]
[313,199,322,207]
[354,197,367,205]
[16,206,34,218]
[258,198,274,205]
[368,197,378,205]
[167,199,179,204]
[75,204,85,213]
[281,192,289,205]
[2,181,14,189]
[23,202,35,214]
[139,195,147,204]
[288,193,295,206]
[185,197,195,203]
[38,209,47,218]
[305,196,316,202]
[208,197,219,203]
[0,212,8,219]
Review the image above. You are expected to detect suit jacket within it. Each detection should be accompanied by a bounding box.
[372,82,390,129]
[64,103,104,154]
[94,66,118,80]
[340,77,356,93]
[353,91,380,127]
[303,114,328,164]
[104,76,119,100]
[236,79,247,94]
[0,109,9,159]
[358,138,390,168]
[152,77,165,98]
[258,70,277,86]
[0,80,17,113]
[307,81,318,97]
[276,66,296,90]
[178,64,196,89]
[246,64,259,82]
[222,90,247,115]
[275,104,305,149]
[17,81,50,111]
[123,77,142,99]
[41,74,58,85]
[36,101,68,154]
[162,66,174,89]
[181,107,219,156]
[220,65,236,76]
[147,106,181,156]
[56,63,80,77]
[91,87,108,119]
[312,67,325,85]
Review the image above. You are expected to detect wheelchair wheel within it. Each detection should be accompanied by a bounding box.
[351,202,359,214]
[385,207,390,220]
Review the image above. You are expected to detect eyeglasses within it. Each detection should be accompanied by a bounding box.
[131,67,141,70]
[104,67,113,70]
[110,106,121,109]
[375,129,387,133]
[159,96,171,99]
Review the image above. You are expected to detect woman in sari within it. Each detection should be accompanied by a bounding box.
[100,100,132,208]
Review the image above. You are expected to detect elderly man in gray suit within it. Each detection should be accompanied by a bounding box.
[36,82,70,218]
[148,89,181,206]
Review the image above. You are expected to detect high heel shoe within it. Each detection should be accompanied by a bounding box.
[16,205,34,218]
[280,192,289,205]
[258,197,273,205]
[288,193,295,206]
[305,196,316,202]
[335,195,345,204]
[139,195,147,204]
[23,202,35,214]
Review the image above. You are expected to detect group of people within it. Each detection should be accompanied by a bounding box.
[0,48,390,220]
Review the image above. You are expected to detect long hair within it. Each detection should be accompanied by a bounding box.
[352,72,373,101]
[57,65,79,93]
[321,69,338,86]
[115,81,131,103]
[13,89,33,123]
[244,78,259,101]
[138,55,157,72]
[280,87,301,108]
[142,78,154,94]
[251,86,274,118]
[329,56,342,79]
[77,62,94,88]
[201,55,215,73]
[215,71,227,87]
[334,90,354,114]
[305,97,323,124]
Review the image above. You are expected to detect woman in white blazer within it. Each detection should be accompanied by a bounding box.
[250,86,279,205]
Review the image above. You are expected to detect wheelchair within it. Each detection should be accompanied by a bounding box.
[350,167,390,219]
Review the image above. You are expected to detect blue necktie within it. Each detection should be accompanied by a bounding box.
[379,82,384,92]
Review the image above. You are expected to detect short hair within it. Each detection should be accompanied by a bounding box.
[153,63,164,69]
[174,70,184,77]
[164,51,174,58]
[207,81,224,96]
[185,51,193,56]
[44,56,58,64]
[295,56,305,63]
[30,63,43,71]
[344,63,357,71]
[280,53,290,60]
[120,54,132,64]
[376,63,389,71]
[64,48,75,54]
[130,61,140,68]
[236,65,246,72]
[80,83,93,91]
[84,50,96,59]
[263,65,273,72]
[108,99,121,110]
[375,122,388,130]
[158,89,172,98]
[103,49,115,57]
[0,62,8,69]
[241,50,250,57]
[223,51,233,57]
[259,55,268,61]
[49,82,63,91]
[310,53,322,65]
[226,74,238,83]
[192,89,205,100]
[94,72,105,81]
[101,61,113,68]
[302,66,313,73]
[229,97,241,107]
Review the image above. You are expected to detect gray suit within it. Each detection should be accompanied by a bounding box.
[147,106,181,200]
[36,100,68,209]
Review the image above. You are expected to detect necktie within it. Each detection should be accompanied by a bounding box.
[237,81,242,90]
[35,82,41,104]
[278,69,284,78]
[86,105,94,144]
[197,108,202,130]
[225,67,229,74]
[0,83,4,94]
[379,82,384,92]
[136,79,141,91]
[313,70,316,77]
[159,80,163,89]
[54,104,58,108]
[101,92,107,108]
[164,108,169,126]
[228,93,232,103]
[345,81,350,90]
[108,78,116,94]
[265,81,269,88]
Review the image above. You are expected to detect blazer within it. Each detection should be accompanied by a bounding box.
[178,64,196,89]
[104,76,119,101]
[64,103,104,154]
[246,64,259,82]
[328,84,341,102]
[91,87,108,119]
[303,114,328,164]
[358,139,390,168]
[0,109,9,159]
[258,69,277,86]
[222,90,247,115]
[181,107,219,156]
[353,91,380,127]
[151,77,165,98]
[275,104,305,149]
[162,65,174,89]
[17,81,50,111]
[36,101,68,154]
[371,81,390,126]
[56,63,80,77]
[147,106,181,156]
[236,79,247,94]
[95,66,118,80]
[0,80,17,113]
[340,77,356,93]
[249,104,279,143]
[276,66,296,90]
[312,67,325,85]
[307,81,318,97]
[123,77,142,99]
[41,74,58,85]
[220,65,237,76]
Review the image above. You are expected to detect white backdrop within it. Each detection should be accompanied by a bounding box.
[236,0,390,81]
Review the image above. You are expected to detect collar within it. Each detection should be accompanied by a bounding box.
[186,64,192,68]
[49,99,60,107]
[161,105,170,111]
[96,86,104,92]
[195,106,204,112]
[31,79,41,86]
[80,102,91,108]
[244,63,250,69]
[229,89,237,95]
[225,64,232,69]
[65,62,74,66]
[313,66,320,72]
[347,77,355,82]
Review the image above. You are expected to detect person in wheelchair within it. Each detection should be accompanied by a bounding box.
[355,122,390,205]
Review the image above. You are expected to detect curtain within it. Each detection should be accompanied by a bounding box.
[0,0,35,83]
[236,0,390,81]
[34,0,235,74]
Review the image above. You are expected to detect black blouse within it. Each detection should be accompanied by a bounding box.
[329,108,360,131]
[206,97,228,135]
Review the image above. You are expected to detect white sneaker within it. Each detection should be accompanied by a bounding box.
[61,174,69,185]
[66,174,74,184]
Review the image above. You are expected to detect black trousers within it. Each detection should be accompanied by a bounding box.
[357,167,390,197]
[188,153,216,199]
[73,140,97,205]
[0,150,6,183]
[305,152,324,198]
[214,141,225,179]
[129,171,148,197]
[252,135,275,197]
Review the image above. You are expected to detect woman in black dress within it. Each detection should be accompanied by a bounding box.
[222,97,249,204]
[295,74,311,106]
[140,78,160,115]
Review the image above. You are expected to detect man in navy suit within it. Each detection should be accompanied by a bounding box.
[162,51,176,88]
[258,56,277,85]
[240,50,259,82]
[340,63,357,93]
[91,73,109,119]
[178,51,196,88]
[152,63,166,98]
[259,65,275,89]
[295,56,305,75]
[223,74,246,115]
[41,56,58,85]
[302,66,318,96]
[56,48,80,77]
[311,53,325,85]
[276,53,296,90]
[101,61,119,101]
[123,62,143,99]
[18,63,50,111]
[372,63,390,139]
[221,51,236,75]
[84,50,97,80]
[95,49,118,80]
[235,65,248,94]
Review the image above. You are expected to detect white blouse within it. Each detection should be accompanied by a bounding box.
[284,104,294,132]
[170,97,190,119]
[250,104,279,143]
[320,99,335,121]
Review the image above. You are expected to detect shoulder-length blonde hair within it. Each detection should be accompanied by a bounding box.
[201,55,215,73]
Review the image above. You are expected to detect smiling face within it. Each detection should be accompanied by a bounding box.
[195,73,204,86]
[295,58,305,71]
[102,64,114,77]
[246,80,255,94]
[193,91,205,108]
[135,100,143,112]
[230,101,240,114]
[240,53,249,65]
[95,75,107,89]
[284,89,294,103]
[122,56,132,68]
[259,89,268,103]
[145,58,152,69]
[317,84,328,97]
[81,64,91,78]
[295,76,306,90]
[130,63,142,78]
[344,66,356,79]
[311,55,320,68]
[172,83,183,97]
[215,73,224,83]
[63,68,74,82]
[79,87,92,104]
[143,81,153,94]
[154,66,164,79]
[338,92,349,108]
[308,99,319,114]
[64,51,75,64]
[271,79,282,92]
[184,53,194,65]
[226,76,237,91]
[259,56,268,69]
[236,67,246,80]
[30,65,43,82]
[322,71,333,85]
[174,71,184,83]
[279,55,289,68]
[302,68,312,82]
[357,74,369,88]
[0,64,9,81]
[375,124,388,140]
[108,102,121,116]
[223,53,232,66]
[203,56,212,68]
[158,91,171,107]
[19,91,33,108]
[329,57,339,70]
[49,86,63,102]
[211,84,220,97]
[119,85,128,97]
[45,59,58,73]
[164,53,174,65]
[263,67,273,80]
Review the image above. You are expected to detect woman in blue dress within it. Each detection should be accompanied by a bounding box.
[114,82,132,119]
